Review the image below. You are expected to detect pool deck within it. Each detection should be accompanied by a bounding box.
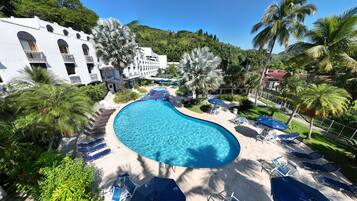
[93,86,354,201]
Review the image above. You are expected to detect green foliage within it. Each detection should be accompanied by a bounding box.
[114,89,140,103]
[134,85,147,94]
[39,157,98,201]
[165,64,178,77]
[13,0,98,33]
[200,104,212,113]
[79,83,108,102]
[217,94,246,102]
[239,98,254,112]
[175,86,188,96]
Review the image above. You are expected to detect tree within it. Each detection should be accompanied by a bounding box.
[279,75,306,125]
[165,64,178,77]
[288,7,357,72]
[39,157,98,200]
[178,47,223,100]
[299,84,350,139]
[92,18,139,91]
[15,84,93,150]
[251,0,316,105]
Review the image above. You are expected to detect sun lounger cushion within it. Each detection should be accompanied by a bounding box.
[78,138,104,147]
[302,162,339,172]
[83,148,111,162]
[112,186,121,201]
[320,176,356,194]
[291,151,323,160]
[78,143,107,153]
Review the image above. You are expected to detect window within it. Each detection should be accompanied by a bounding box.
[65,63,76,75]
[57,39,69,54]
[46,25,54,32]
[87,63,94,74]
[17,31,38,52]
[82,44,89,55]
[87,36,90,41]
[0,75,3,83]
[76,33,81,39]
[63,29,69,36]
[30,63,47,69]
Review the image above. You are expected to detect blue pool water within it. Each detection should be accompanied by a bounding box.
[113,100,240,168]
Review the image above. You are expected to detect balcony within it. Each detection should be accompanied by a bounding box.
[62,54,75,63]
[90,74,99,82]
[24,51,47,63]
[85,55,94,63]
[69,75,82,85]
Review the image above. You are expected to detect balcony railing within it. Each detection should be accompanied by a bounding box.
[85,55,94,63]
[90,74,99,82]
[24,51,47,63]
[62,54,75,63]
[69,75,82,84]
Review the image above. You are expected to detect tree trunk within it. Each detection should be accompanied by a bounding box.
[118,67,125,92]
[287,105,300,125]
[308,117,314,139]
[254,38,276,106]
[72,134,80,159]
[47,136,54,152]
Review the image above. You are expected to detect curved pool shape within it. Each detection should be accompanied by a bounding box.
[113,100,240,168]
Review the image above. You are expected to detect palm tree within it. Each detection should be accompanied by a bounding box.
[288,7,357,72]
[279,75,306,125]
[251,0,316,105]
[15,84,93,150]
[8,66,60,91]
[299,84,350,139]
[178,47,223,100]
[92,18,139,91]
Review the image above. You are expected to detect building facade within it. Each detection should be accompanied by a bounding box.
[100,47,167,93]
[0,16,101,90]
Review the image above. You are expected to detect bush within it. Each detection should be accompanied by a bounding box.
[79,83,107,102]
[239,98,253,112]
[218,94,234,101]
[39,157,98,200]
[134,85,147,93]
[114,89,140,103]
[200,104,212,113]
[176,86,188,96]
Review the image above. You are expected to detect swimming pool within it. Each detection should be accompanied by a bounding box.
[113,100,240,168]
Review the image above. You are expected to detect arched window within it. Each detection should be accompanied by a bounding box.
[57,39,69,54]
[63,29,69,36]
[76,33,81,39]
[86,36,90,41]
[17,31,38,52]
[82,44,90,56]
[46,25,54,32]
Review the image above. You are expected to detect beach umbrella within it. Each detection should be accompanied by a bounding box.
[271,177,329,201]
[208,98,225,106]
[257,116,289,130]
[131,177,185,201]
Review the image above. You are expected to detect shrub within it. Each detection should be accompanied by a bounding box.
[79,83,107,102]
[218,94,234,101]
[239,98,253,112]
[114,89,140,103]
[176,86,188,96]
[200,104,212,113]
[138,87,147,94]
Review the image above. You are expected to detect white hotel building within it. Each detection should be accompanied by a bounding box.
[0,16,102,90]
[100,47,167,92]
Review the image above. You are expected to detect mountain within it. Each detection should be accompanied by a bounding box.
[127,21,244,68]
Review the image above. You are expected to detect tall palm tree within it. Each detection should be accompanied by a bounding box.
[251,0,316,105]
[279,75,306,125]
[15,84,93,150]
[299,84,350,139]
[92,18,139,91]
[178,47,223,100]
[8,66,60,91]
[288,7,357,72]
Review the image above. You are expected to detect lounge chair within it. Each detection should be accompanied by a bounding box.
[78,138,104,147]
[278,132,300,141]
[230,116,248,125]
[301,162,340,172]
[290,151,323,160]
[271,156,298,177]
[83,148,111,162]
[78,142,107,154]
[318,176,356,194]
[111,173,138,201]
[256,129,276,142]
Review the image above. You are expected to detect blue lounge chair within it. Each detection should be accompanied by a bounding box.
[111,173,138,201]
[301,162,340,172]
[272,156,298,177]
[256,129,276,142]
[278,132,300,141]
[78,143,107,154]
[230,116,248,125]
[78,138,104,147]
[318,176,356,194]
[83,148,111,162]
[290,151,323,160]
[112,186,121,201]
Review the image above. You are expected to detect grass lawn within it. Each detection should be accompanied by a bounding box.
[186,103,204,114]
[240,105,357,183]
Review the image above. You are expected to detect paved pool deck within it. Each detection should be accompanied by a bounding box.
[92,86,354,201]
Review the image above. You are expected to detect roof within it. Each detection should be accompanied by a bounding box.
[264,69,287,81]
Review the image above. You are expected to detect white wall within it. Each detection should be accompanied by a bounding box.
[0,17,101,85]
[158,55,167,69]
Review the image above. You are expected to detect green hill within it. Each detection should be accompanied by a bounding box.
[127,21,244,68]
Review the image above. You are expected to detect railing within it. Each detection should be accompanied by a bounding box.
[90,74,99,82]
[24,51,47,63]
[62,54,75,63]
[69,75,81,84]
[85,55,94,63]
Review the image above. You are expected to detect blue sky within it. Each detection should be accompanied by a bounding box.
[81,0,356,52]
